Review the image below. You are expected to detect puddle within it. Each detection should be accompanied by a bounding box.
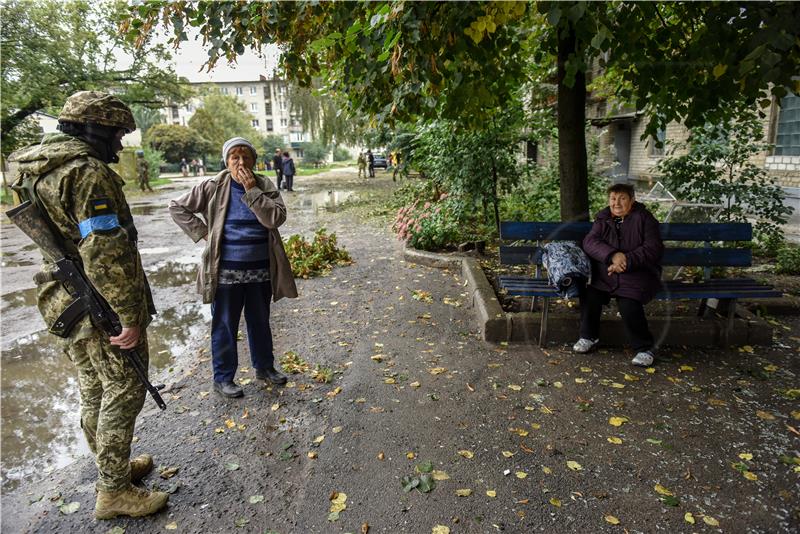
[294,190,356,213]
[0,287,37,311]
[0,303,211,492]
[130,205,161,216]
[146,261,198,287]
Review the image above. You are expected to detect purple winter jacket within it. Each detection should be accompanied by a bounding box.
[582,202,664,304]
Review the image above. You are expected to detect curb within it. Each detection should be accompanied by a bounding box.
[403,246,775,346]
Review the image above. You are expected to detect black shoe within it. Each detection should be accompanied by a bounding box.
[213,380,243,398]
[256,367,287,385]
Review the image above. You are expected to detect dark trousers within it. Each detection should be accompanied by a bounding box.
[211,281,274,383]
[368,164,375,177]
[579,286,654,352]
[283,174,294,191]
[275,170,283,189]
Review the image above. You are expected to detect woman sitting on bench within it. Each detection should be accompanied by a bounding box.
[573,183,664,366]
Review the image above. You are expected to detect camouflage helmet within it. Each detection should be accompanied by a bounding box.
[58,91,136,133]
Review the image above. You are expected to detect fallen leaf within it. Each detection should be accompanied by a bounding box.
[743,471,758,481]
[575,378,587,384]
[370,354,384,362]
[739,345,754,353]
[165,522,178,530]
[567,460,583,471]
[159,466,179,479]
[508,384,522,391]
[234,518,250,528]
[549,497,562,507]
[432,526,450,534]
[225,418,237,428]
[225,462,240,471]
[610,382,625,389]
[623,373,639,381]
[409,381,421,388]
[486,490,497,498]
[361,523,369,534]
[332,426,343,434]
[756,410,776,420]
[580,367,592,373]
[502,451,515,458]
[790,410,800,420]
[542,466,552,474]
[708,398,727,406]
[679,365,694,372]
[605,515,620,525]
[406,452,416,460]
[608,416,628,427]
[738,452,753,461]
[377,452,385,460]
[553,381,563,389]
[458,450,474,459]
[607,437,623,445]
[515,471,527,479]
[107,527,125,534]
[432,470,450,480]
[684,512,695,524]
[59,502,80,515]
[326,386,343,398]
[314,435,325,445]
[249,495,264,504]
[703,516,720,526]
[455,489,472,497]
[654,484,673,496]
[645,367,656,374]
[764,364,779,372]
[308,451,318,459]
[429,367,447,375]
[384,378,396,384]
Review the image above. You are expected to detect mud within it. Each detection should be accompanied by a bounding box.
[2,169,799,533]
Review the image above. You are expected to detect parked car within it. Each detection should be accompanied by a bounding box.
[372,153,388,169]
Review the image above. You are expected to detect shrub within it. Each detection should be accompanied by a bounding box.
[284,228,352,278]
[776,246,800,275]
[333,146,350,161]
[392,193,467,251]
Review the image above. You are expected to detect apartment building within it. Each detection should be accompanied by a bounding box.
[165,75,311,158]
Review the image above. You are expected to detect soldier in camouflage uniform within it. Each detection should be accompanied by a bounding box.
[136,149,153,192]
[8,91,169,519]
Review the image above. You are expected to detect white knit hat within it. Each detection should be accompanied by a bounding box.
[222,137,257,164]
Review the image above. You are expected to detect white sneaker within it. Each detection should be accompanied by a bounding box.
[573,338,599,353]
[632,350,654,367]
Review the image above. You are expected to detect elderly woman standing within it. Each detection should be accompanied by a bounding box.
[169,137,298,397]
[573,183,664,366]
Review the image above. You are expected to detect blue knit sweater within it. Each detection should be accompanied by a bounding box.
[220,181,270,270]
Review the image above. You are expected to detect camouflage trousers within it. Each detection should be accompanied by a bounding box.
[65,329,148,492]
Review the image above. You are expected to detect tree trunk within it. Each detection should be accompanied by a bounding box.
[491,157,500,234]
[557,26,590,222]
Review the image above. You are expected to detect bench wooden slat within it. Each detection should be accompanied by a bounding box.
[500,246,752,267]
[499,222,752,242]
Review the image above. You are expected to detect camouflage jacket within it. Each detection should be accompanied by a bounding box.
[9,134,155,338]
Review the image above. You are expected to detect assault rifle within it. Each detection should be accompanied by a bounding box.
[6,200,166,410]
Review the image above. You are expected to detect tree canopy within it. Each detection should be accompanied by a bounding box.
[187,93,263,155]
[1,0,191,150]
[146,123,213,163]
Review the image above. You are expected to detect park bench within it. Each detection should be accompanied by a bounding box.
[498,221,782,347]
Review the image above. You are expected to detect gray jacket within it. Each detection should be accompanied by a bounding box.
[168,170,298,304]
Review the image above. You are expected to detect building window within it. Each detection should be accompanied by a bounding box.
[236,87,243,95]
[171,106,179,119]
[220,87,228,95]
[526,140,538,163]
[280,118,288,127]
[649,127,666,157]
[281,101,286,111]
[252,119,259,128]
[775,93,800,156]
[251,103,258,112]
[250,86,257,95]
[267,120,273,131]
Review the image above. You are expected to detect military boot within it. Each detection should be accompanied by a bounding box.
[95,485,168,519]
[130,454,154,483]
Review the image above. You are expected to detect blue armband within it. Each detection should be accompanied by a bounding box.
[78,214,120,238]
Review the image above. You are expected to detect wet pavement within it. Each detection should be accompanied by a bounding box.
[0,166,364,492]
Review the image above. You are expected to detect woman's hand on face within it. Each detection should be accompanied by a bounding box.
[237,167,257,190]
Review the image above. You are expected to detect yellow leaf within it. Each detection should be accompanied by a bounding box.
[756,410,776,421]
[332,426,343,434]
[502,451,515,458]
[326,386,342,398]
[406,452,416,460]
[409,381,421,388]
[703,516,720,526]
[377,452,385,461]
[743,471,758,481]
[165,522,178,530]
[432,470,450,481]
[455,489,472,497]
[738,452,753,461]
[307,451,318,459]
[712,63,728,78]
[763,364,778,372]
[549,497,561,507]
[384,378,396,384]
[508,384,522,391]
[679,365,694,372]
[605,515,620,525]
[575,378,587,384]
[684,512,695,524]
[580,367,592,373]
[609,416,628,427]
[542,466,552,474]
[567,460,583,471]
[370,354,384,362]
[486,490,497,498]
[553,381,563,389]
[429,367,447,375]
[611,382,625,389]
[515,471,527,479]
[510,428,529,437]
[739,345,754,353]
[458,450,474,459]
[654,484,673,496]
[645,367,656,374]
[214,427,225,434]
[540,406,553,415]
[708,398,727,406]
[530,423,541,430]
[607,437,623,445]
[313,435,325,444]
[432,526,450,534]
[225,418,236,428]
[791,410,800,420]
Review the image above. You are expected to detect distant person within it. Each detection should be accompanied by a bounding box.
[168,137,298,398]
[357,152,367,179]
[281,151,296,192]
[264,155,272,171]
[180,157,189,177]
[190,158,198,176]
[136,149,153,192]
[573,183,664,367]
[272,148,283,189]
[367,149,375,178]
[197,157,205,176]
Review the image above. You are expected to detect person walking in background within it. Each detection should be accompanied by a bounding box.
[281,151,296,192]
[367,149,375,178]
[272,148,284,189]
[180,157,189,177]
[8,91,168,519]
[169,137,298,398]
[190,158,198,176]
[357,152,367,179]
[197,157,205,176]
[136,150,153,192]
[573,183,664,367]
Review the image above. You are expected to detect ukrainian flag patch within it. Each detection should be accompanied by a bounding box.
[90,197,113,216]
